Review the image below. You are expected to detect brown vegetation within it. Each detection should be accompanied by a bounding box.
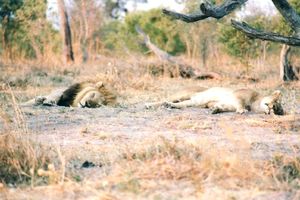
[0,58,299,199]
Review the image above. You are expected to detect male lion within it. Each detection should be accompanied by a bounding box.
[145,87,284,115]
[22,81,118,108]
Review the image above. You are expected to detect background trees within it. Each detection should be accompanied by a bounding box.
[0,0,60,61]
[70,0,103,62]
[101,9,186,55]
[0,0,23,59]
[163,0,300,81]
[218,15,272,71]
[0,0,299,81]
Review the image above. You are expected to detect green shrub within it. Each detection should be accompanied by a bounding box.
[100,9,186,55]
[218,16,270,66]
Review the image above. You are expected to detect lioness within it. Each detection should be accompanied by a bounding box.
[22,81,118,108]
[145,87,284,115]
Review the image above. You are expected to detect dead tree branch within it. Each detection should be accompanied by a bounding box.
[135,25,195,78]
[231,20,300,46]
[272,0,300,35]
[135,25,221,79]
[135,25,176,63]
[162,0,247,22]
[162,0,300,42]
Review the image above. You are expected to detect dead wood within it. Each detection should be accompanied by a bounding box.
[135,25,220,80]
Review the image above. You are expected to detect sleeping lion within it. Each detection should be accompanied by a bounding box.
[145,87,284,115]
[22,81,118,108]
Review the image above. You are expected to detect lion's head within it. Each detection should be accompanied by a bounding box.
[260,90,284,115]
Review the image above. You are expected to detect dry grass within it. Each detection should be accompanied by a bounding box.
[0,132,51,186]
[111,138,256,187]
[0,55,299,199]
[103,137,300,191]
[24,136,298,199]
[0,91,60,187]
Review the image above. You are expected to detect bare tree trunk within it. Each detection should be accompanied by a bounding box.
[183,36,191,59]
[2,17,10,60]
[262,41,267,62]
[201,38,208,68]
[280,44,298,81]
[58,0,74,64]
[2,28,7,59]
[81,0,89,62]
[29,35,42,61]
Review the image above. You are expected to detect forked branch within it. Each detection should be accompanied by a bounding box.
[163,0,300,44]
[231,20,300,46]
[200,0,247,19]
[162,0,247,23]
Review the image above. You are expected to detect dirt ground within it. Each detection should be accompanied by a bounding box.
[1,65,300,200]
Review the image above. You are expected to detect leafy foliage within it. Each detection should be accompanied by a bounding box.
[101,9,186,55]
[0,0,60,59]
[273,0,300,35]
[0,0,23,21]
[218,15,271,66]
[0,0,23,54]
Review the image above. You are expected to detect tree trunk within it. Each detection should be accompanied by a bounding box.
[2,28,7,59]
[201,38,208,68]
[58,0,74,64]
[81,0,89,62]
[279,44,298,81]
[262,41,267,63]
[29,34,42,61]
[2,17,10,60]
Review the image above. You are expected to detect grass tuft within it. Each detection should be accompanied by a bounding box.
[0,132,52,185]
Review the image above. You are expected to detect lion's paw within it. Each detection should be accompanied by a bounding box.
[162,102,178,109]
[34,96,47,106]
[145,103,154,109]
[236,109,248,114]
[211,107,222,114]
